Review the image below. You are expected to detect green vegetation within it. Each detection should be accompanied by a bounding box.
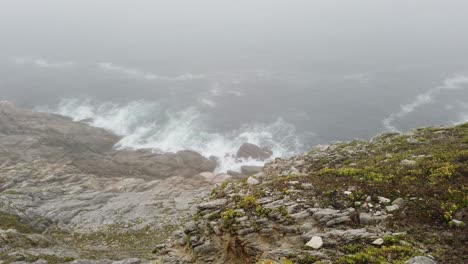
[0,211,32,233]
[201,123,468,263]
[336,245,417,264]
[221,209,243,232]
[238,195,258,209]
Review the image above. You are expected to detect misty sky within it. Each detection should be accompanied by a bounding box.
[1,0,468,70]
[1,0,468,149]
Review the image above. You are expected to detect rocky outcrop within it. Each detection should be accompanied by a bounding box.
[236,143,272,160]
[158,123,467,263]
[0,101,215,180]
[0,102,220,262]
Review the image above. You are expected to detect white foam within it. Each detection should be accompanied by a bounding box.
[383,75,468,132]
[39,98,308,172]
[11,57,75,68]
[97,62,207,81]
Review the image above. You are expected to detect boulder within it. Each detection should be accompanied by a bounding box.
[241,166,263,176]
[227,170,248,179]
[176,150,217,173]
[236,143,273,160]
[305,236,323,249]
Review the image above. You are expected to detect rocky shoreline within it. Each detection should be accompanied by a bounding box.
[0,102,467,263]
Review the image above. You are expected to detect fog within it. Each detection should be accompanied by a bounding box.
[1,0,468,169]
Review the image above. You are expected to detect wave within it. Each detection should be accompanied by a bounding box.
[38,98,309,172]
[382,75,468,132]
[10,57,75,68]
[97,62,208,81]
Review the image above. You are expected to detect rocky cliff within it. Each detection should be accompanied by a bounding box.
[0,102,466,264]
[0,102,222,263]
[157,123,467,264]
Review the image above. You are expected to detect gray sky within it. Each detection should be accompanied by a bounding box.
[0,0,467,150]
[1,0,468,69]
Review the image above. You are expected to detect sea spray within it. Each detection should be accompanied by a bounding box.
[38,98,311,172]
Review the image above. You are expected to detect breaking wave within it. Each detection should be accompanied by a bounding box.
[38,98,309,172]
[383,75,468,132]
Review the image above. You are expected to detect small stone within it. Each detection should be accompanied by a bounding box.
[372,238,384,245]
[305,236,323,249]
[247,176,260,185]
[386,205,399,212]
[344,191,352,195]
[301,183,313,190]
[378,196,390,204]
[241,166,263,175]
[450,219,465,228]
[392,198,404,206]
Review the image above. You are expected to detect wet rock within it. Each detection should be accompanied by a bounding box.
[241,166,263,176]
[305,236,323,249]
[176,150,217,174]
[405,256,438,264]
[227,170,248,179]
[236,143,273,160]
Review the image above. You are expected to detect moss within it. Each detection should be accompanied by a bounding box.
[336,245,417,264]
[221,209,243,232]
[238,195,258,209]
[0,211,33,233]
[255,205,271,217]
[297,253,320,264]
[383,234,402,245]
